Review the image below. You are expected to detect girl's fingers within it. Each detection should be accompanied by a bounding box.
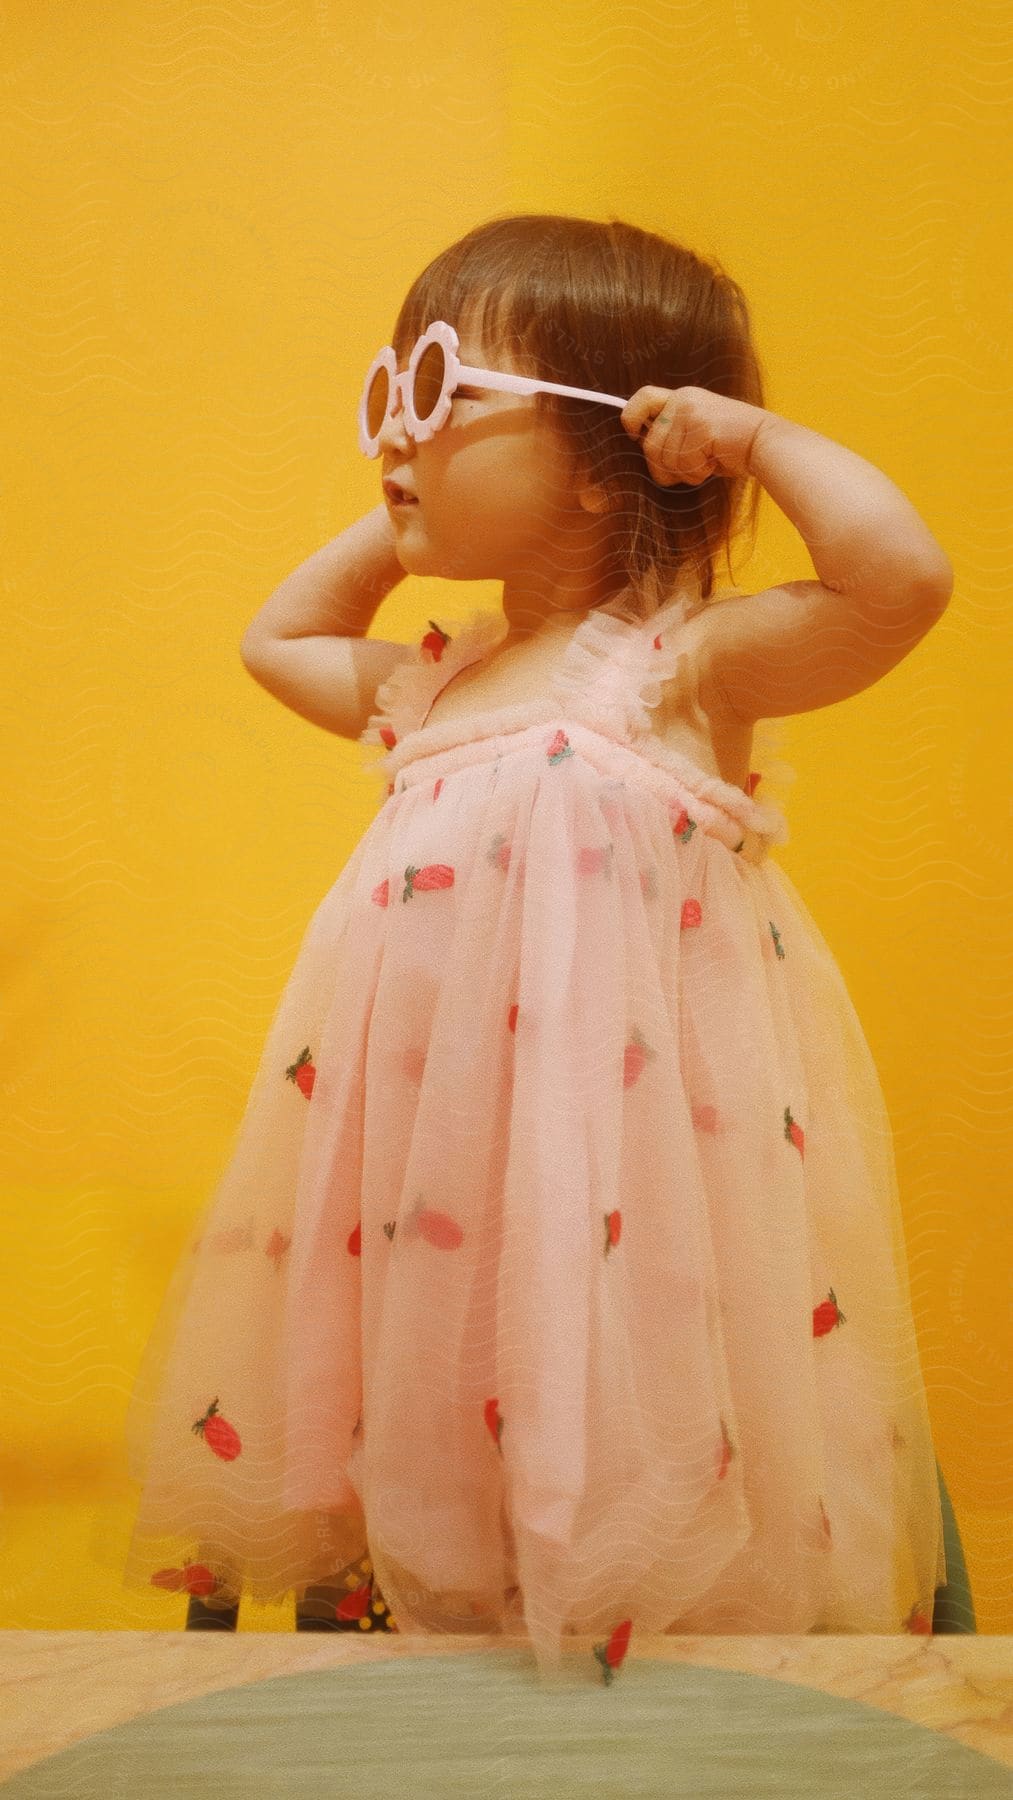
[621,389,711,485]
[620,387,669,438]
[645,412,685,484]
[620,387,726,487]
[639,406,675,460]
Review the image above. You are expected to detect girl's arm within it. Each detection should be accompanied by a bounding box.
[705,412,953,726]
[240,505,417,740]
[620,389,954,727]
[745,410,953,601]
[242,503,406,645]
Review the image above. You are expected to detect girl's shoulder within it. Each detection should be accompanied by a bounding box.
[548,582,735,733]
[358,609,508,750]
[357,589,795,826]
[358,585,750,751]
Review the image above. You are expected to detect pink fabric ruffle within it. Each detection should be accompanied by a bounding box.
[107,592,946,1688]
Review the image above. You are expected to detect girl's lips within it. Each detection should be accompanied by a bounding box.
[383,478,418,505]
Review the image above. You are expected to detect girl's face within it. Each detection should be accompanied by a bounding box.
[377,305,619,628]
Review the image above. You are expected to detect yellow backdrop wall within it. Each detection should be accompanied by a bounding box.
[1,0,1007,1630]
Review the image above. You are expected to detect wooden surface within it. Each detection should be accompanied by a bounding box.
[2,1631,1012,1786]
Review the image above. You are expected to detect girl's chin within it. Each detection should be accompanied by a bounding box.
[387,538,448,577]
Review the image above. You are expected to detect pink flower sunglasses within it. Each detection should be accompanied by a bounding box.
[358,319,631,458]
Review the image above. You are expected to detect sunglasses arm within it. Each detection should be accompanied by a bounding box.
[455,362,628,411]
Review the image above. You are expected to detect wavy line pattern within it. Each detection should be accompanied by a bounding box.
[0,0,1009,1637]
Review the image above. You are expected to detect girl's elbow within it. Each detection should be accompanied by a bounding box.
[911,549,954,610]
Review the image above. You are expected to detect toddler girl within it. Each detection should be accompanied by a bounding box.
[106,214,954,1688]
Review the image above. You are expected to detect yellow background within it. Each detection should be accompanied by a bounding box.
[2,0,1009,1630]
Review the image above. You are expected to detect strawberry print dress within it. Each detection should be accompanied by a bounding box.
[110,579,947,1687]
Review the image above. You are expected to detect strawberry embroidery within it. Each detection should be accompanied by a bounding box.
[489,832,512,871]
[812,1288,846,1337]
[594,1618,633,1684]
[421,620,451,661]
[507,1002,519,1033]
[671,805,697,844]
[489,832,527,881]
[623,1025,656,1089]
[192,1398,242,1461]
[603,1209,622,1255]
[784,1105,805,1158]
[433,777,444,802]
[577,843,614,877]
[680,897,702,929]
[402,862,454,901]
[285,1046,315,1098]
[546,728,574,765]
[484,1396,504,1454]
[347,1221,362,1257]
[382,1220,396,1241]
[372,877,390,907]
[404,1197,464,1249]
[366,624,456,751]
[904,1602,933,1635]
[151,1561,218,1598]
[265,1227,290,1271]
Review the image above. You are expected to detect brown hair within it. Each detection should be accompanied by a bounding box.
[390,212,766,620]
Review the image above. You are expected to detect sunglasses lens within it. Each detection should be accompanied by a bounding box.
[365,365,391,441]
[412,341,446,422]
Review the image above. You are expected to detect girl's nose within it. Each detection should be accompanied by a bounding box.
[376,379,412,456]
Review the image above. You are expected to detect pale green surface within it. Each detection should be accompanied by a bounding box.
[934,1461,977,1633]
[3,1652,1011,1798]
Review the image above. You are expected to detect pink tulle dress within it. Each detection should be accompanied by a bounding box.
[109,582,946,1687]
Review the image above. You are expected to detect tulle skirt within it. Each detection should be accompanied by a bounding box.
[101,718,946,1686]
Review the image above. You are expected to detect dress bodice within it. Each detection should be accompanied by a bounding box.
[358,588,794,860]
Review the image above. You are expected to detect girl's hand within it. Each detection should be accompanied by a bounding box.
[619,385,774,488]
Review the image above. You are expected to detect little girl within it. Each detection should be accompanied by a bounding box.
[108,214,955,1688]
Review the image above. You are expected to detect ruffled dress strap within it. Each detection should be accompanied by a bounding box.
[548,586,794,853]
[359,585,793,859]
[548,588,706,742]
[358,608,508,754]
